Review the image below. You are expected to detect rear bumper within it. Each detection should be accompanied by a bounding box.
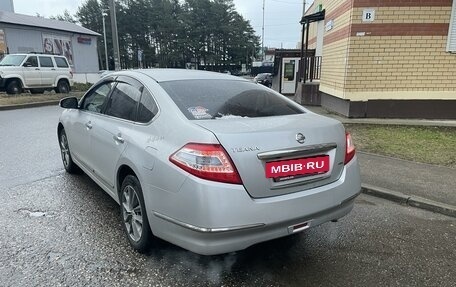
[145,156,361,255]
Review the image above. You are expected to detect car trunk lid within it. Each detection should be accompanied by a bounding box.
[195,113,346,198]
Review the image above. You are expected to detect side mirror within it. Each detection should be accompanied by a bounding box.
[60,97,79,109]
[23,62,32,67]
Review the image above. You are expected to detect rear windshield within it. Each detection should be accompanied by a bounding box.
[160,80,304,120]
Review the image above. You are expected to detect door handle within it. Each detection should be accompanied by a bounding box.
[85,121,92,129]
[35,68,40,70]
[113,134,124,144]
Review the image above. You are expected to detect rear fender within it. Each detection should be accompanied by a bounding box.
[54,76,72,88]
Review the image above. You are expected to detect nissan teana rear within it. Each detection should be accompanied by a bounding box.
[57,69,361,255]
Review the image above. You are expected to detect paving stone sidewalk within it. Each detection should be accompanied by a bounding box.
[358,152,456,217]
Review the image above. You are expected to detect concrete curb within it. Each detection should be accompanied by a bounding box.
[361,184,456,218]
[0,100,60,111]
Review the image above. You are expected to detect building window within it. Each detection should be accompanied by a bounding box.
[447,0,456,52]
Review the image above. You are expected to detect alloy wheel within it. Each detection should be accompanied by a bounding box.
[121,185,143,242]
[59,133,70,168]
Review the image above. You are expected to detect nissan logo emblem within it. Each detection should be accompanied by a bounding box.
[296,133,306,144]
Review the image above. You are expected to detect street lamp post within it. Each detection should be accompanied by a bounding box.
[102,11,109,70]
[262,0,265,61]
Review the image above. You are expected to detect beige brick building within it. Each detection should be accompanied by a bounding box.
[301,0,456,118]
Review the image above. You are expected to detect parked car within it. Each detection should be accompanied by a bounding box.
[57,69,361,255]
[0,53,73,94]
[254,73,273,87]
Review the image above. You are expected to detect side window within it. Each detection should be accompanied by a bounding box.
[54,57,69,68]
[137,88,159,123]
[23,56,38,67]
[81,82,114,113]
[104,82,141,121]
[39,56,54,68]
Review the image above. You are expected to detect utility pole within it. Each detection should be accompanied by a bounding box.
[108,0,121,70]
[302,0,306,18]
[300,0,306,82]
[262,0,265,61]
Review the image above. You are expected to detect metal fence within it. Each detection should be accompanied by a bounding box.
[300,56,322,83]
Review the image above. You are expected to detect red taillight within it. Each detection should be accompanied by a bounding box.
[169,143,242,184]
[344,132,356,164]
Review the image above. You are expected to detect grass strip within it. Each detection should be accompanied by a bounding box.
[345,124,456,168]
[0,91,84,106]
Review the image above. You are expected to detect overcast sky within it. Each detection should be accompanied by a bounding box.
[12,0,313,49]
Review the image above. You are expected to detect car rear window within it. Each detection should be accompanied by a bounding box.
[54,57,69,68]
[159,80,304,120]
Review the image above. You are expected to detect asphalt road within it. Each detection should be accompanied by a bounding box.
[0,105,62,189]
[1,106,455,287]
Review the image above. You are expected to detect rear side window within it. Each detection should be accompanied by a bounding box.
[39,56,54,67]
[54,57,69,68]
[137,89,159,123]
[104,82,141,121]
[160,80,304,120]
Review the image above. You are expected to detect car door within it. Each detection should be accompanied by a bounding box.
[38,56,55,86]
[21,56,41,86]
[89,76,143,192]
[67,80,115,172]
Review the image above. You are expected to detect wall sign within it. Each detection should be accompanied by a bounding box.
[0,29,6,55]
[42,34,73,65]
[362,9,375,22]
[325,20,334,32]
[77,36,92,45]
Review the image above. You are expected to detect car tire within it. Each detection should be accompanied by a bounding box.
[30,88,45,94]
[6,80,22,95]
[120,175,153,253]
[58,129,80,174]
[55,80,70,94]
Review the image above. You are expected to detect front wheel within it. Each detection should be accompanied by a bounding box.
[6,80,22,95]
[59,129,80,173]
[120,175,153,253]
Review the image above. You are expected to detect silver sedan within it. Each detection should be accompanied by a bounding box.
[57,69,361,255]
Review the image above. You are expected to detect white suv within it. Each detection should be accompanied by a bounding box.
[0,53,73,94]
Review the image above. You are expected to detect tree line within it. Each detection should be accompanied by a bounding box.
[53,0,260,71]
